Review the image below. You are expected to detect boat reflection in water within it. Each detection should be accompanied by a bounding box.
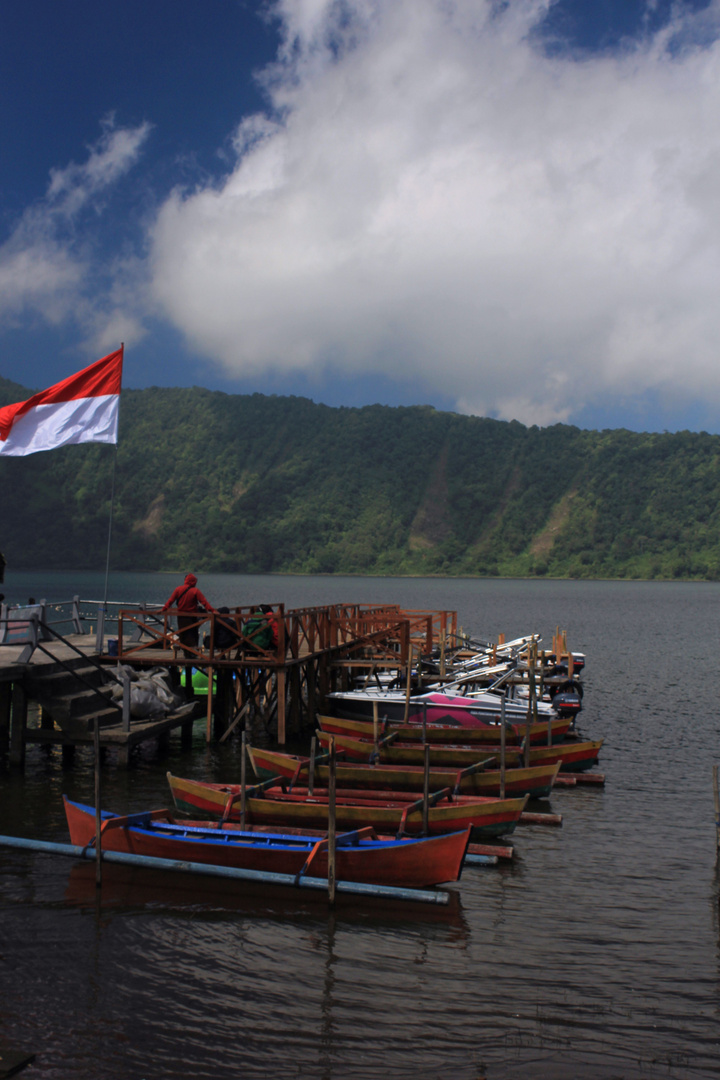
[62,860,470,934]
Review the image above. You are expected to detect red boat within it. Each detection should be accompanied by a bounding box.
[63,796,471,889]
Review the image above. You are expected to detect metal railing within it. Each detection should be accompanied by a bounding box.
[0,595,97,646]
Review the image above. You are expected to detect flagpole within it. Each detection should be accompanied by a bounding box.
[102,342,123,609]
[102,444,118,609]
[97,343,122,889]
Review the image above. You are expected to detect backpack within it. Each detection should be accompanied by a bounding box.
[242,616,273,651]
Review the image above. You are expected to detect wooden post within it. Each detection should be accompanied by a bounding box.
[714,764,720,856]
[373,701,379,758]
[318,651,329,703]
[423,743,430,836]
[422,701,427,744]
[500,692,506,800]
[289,664,302,735]
[439,629,446,679]
[212,670,229,741]
[543,648,553,746]
[205,667,214,744]
[400,621,409,673]
[328,736,336,905]
[403,646,413,723]
[183,663,194,702]
[308,735,317,796]
[498,633,505,646]
[9,682,27,768]
[122,672,131,733]
[524,652,533,770]
[94,716,102,887]
[307,658,317,730]
[240,730,247,831]
[0,682,11,757]
[277,667,287,745]
[117,740,130,769]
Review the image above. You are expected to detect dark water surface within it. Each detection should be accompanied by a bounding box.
[2,573,720,1079]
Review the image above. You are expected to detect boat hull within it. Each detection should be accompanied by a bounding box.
[327,690,558,728]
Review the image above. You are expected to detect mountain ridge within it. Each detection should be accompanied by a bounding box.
[1,379,717,580]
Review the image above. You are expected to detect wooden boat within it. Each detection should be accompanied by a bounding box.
[166,773,529,839]
[248,746,561,799]
[63,796,470,889]
[316,731,603,772]
[318,712,573,746]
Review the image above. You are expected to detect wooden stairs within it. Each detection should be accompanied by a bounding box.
[24,658,122,734]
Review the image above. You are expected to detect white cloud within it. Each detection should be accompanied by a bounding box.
[0,241,83,326]
[140,0,720,425]
[0,118,151,341]
[45,117,152,217]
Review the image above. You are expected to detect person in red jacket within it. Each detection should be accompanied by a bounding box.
[260,604,279,649]
[162,573,216,657]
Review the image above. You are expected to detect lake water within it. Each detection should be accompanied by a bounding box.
[1,572,719,1079]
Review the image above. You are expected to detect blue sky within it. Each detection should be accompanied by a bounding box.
[1,0,718,432]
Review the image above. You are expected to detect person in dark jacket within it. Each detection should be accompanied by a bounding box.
[214,606,240,653]
[162,573,216,657]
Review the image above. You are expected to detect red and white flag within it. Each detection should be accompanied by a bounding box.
[0,348,123,457]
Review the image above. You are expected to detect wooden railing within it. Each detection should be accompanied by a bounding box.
[115,602,443,665]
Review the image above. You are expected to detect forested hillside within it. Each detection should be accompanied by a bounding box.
[2,376,719,579]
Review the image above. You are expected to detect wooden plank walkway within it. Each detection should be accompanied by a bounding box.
[24,703,199,765]
[0,632,103,675]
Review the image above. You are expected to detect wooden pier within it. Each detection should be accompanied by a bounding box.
[0,601,458,769]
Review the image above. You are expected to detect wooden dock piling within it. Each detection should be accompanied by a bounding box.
[714,765,720,856]
[328,736,337,905]
[0,681,10,757]
[10,682,27,767]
